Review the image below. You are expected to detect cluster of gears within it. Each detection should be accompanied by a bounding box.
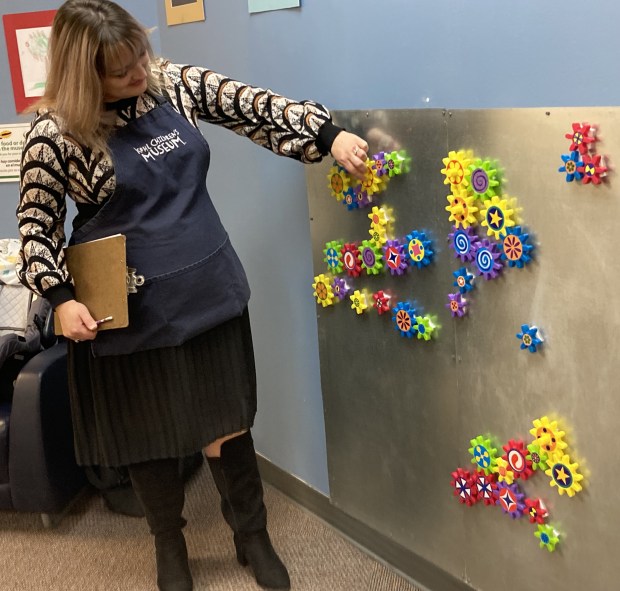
[451,416,584,552]
[315,153,438,341]
[441,150,543,352]
[327,150,410,211]
[559,122,608,185]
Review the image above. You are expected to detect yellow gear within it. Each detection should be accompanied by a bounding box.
[350,289,369,314]
[445,186,479,229]
[529,416,568,460]
[312,274,334,307]
[441,149,473,192]
[327,165,350,201]
[479,195,516,240]
[492,457,515,484]
[545,454,584,497]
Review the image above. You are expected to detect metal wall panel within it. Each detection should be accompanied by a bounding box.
[306,108,618,591]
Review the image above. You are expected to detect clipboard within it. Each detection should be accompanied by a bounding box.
[54,234,130,335]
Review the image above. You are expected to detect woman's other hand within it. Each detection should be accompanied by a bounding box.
[56,300,98,342]
[330,131,369,181]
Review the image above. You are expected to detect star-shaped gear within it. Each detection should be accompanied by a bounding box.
[331,277,350,302]
[565,122,596,155]
[577,153,607,185]
[516,324,543,353]
[373,290,392,315]
[479,195,516,240]
[525,498,548,524]
[446,292,467,318]
[535,524,560,552]
[452,266,475,294]
[349,289,369,315]
[559,151,584,183]
[545,454,584,497]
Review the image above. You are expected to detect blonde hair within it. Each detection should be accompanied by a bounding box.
[35,0,159,151]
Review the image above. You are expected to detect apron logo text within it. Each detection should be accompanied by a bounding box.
[133,129,187,162]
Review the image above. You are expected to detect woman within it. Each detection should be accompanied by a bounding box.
[16,1,368,590]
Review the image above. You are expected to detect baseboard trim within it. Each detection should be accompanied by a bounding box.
[257,456,473,591]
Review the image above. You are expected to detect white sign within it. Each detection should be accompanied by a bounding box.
[0,124,30,183]
[15,26,51,98]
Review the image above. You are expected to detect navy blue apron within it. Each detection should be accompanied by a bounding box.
[71,96,251,357]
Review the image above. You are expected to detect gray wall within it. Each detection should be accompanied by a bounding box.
[2,0,620,496]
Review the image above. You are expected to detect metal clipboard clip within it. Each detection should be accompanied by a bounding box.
[126,267,145,294]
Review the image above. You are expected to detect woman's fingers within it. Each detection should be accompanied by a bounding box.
[331,131,369,181]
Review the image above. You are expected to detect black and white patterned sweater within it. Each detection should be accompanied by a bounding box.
[17,59,340,308]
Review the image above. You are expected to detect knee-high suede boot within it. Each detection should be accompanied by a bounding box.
[128,458,193,591]
[206,431,290,590]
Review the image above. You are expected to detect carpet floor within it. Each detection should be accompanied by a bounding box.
[0,464,421,591]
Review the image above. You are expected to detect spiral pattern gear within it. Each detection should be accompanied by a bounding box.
[359,240,384,275]
[474,240,503,280]
[448,226,480,263]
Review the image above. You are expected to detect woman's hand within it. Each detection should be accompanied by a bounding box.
[55,299,98,342]
[330,131,369,181]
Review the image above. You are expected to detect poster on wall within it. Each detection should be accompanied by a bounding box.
[2,10,56,113]
[164,0,206,26]
[249,0,300,14]
[0,124,30,183]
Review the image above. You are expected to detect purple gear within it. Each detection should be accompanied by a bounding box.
[473,239,503,280]
[371,151,388,177]
[383,239,408,276]
[448,226,480,263]
[354,186,373,208]
[446,292,467,318]
[496,482,526,519]
[331,277,350,301]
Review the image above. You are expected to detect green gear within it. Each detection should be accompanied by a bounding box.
[323,240,344,274]
[468,435,498,475]
[413,315,435,341]
[526,442,548,471]
[468,158,501,201]
[359,240,384,275]
[535,524,560,552]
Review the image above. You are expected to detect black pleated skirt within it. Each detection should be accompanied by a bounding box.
[67,309,256,467]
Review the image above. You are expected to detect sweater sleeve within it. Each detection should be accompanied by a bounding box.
[16,113,73,304]
[156,60,335,164]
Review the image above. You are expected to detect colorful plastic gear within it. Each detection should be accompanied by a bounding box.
[445,187,479,229]
[392,302,417,338]
[502,439,534,481]
[360,159,387,197]
[501,226,534,269]
[516,324,543,353]
[327,164,350,201]
[312,274,335,307]
[559,151,584,183]
[496,482,526,519]
[450,468,477,506]
[384,150,410,177]
[565,122,596,155]
[578,153,607,185]
[480,195,516,240]
[441,149,473,192]
[413,315,436,341]
[349,289,369,315]
[529,416,568,459]
[452,266,475,294]
[545,454,584,497]
[359,240,384,275]
[369,225,388,248]
[492,457,515,485]
[446,292,467,318]
[535,524,560,552]
[468,158,501,200]
[323,240,344,274]
[468,435,498,475]
[341,243,362,278]
[331,276,350,302]
[526,442,549,472]
[371,151,388,177]
[405,231,434,268]
[368,206,390,229]
[448,226,480,263]
[373,290,392,315]
[342,187,359,211]
[524,498,548,524]
[383,239,408,276]
[474,240,503,280]
[354,186,373,208]
[473,470,498,506]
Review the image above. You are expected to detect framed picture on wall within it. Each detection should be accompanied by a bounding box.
[2,10,57,114]
[164,0,206,26]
